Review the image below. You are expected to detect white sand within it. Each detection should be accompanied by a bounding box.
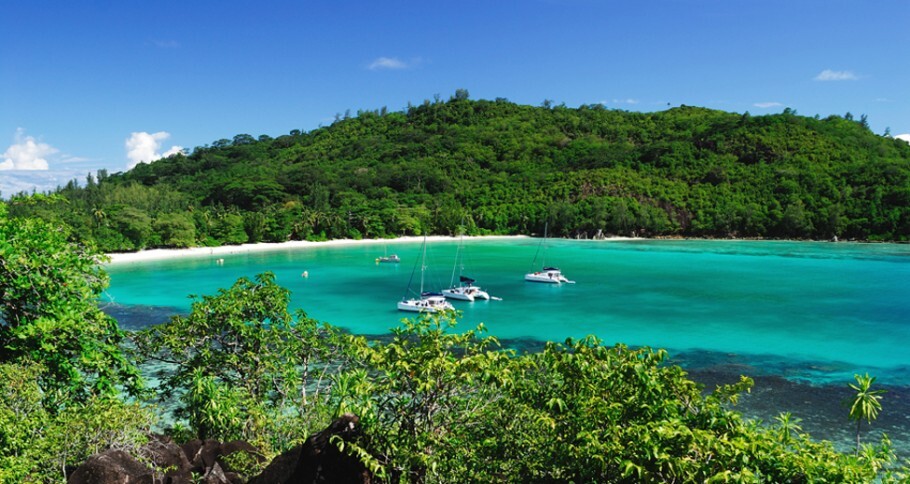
[104,235,529,265]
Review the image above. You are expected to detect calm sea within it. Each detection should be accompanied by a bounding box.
[104,239,910,454]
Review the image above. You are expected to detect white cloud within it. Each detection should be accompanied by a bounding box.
[754,102,783,109]
[895,134,910,144]
[59,155,93,164]
[814,69,858,81]
[1,128,57,171]
[0,170,82,197]
[162,145,183,158]
[125,131,183,168]
[612,98,639,105]
[368,57,408,70]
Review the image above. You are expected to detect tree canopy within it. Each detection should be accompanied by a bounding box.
[3,94,910,479]
[0,200,142,404]
[8,98,910,251]
[0,199,152,481]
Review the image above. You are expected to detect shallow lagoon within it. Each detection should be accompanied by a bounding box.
[105,239,910,453]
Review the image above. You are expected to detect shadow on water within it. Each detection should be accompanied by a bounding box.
[107,304,910,460]
[102,303,185,331]
[682,361,910,457]
[502,337,910,459]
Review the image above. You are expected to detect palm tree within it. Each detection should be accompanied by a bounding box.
[91,206,106,227]
[848,373,886,454]
[774,412,803,444]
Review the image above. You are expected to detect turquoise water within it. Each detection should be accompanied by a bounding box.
[106,238,910,384]
[104,239,910,452]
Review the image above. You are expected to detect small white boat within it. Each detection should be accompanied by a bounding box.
[398,292,454,313]
[442,276,490,302]
[524,267,574,284]
[377,245,400,263]
[524,222,575,284]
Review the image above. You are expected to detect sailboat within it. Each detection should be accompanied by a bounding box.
[442,234,491,302]
[524,222,574,284]
[398,237,454,313]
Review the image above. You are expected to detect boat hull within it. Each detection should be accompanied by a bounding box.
[397,296,454,313]
[442,289,474,302]
[524,274,562,284]
[525,270,572,284]
[442,285,491,302]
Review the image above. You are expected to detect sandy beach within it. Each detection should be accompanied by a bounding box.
[104,235,532,265]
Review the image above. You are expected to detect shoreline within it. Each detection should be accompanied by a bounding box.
[104,235,534,265]
[103,234,901,265]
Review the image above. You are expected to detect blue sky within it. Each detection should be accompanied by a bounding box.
[2,0,908,196]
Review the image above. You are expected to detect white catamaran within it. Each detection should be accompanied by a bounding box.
[442,235,491,302]
[398,237,455,313]
[524,222,575,284]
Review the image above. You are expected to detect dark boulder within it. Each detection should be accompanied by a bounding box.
[70,435,260,483]
[288,413,370,484]
[247,445,301,484]
[201,462,231,483]
[249,414,371,484]
[69,414,371,484]
[184,439,222,473]
[142,434,193,482]
[68,450,154,484]
[219,439,265,473]
[180,439,204,469]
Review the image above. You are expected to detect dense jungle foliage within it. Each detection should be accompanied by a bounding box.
[7,95,910,251]
[0,203,904,481]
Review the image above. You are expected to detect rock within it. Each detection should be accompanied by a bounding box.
[142,434,193,482]
[199,439,223,470]
[180,439,203,468]
[69,421,374,484]
[287,413,371,483]
[246,445,302,484]
[201,462,231,484]
[182,439,222,474]
[218,440,265,473]
[69,435,263,483]
[248,414,371,484]
[67,450,154,484]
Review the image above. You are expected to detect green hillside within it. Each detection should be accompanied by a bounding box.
[10,96,910,251]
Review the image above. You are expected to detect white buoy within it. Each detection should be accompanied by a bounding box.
[302,271,309,278]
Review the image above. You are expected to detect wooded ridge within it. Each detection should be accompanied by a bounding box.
[9,95,910,250]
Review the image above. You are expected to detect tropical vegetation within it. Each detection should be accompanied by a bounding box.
[2,94,910,480]
[6,95,910,252]
[0,201,153,481]
[1,200,906,481]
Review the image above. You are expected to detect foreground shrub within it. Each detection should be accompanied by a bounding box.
[0,362,154,482]
[331,314,903,483]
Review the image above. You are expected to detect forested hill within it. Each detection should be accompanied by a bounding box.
[10,97,910,251]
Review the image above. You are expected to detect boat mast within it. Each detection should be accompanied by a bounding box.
[402,236,427,300]
[531,221,550,272]
[542,221,548,268]
[449,230,465,288]
[419,235,427,293]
